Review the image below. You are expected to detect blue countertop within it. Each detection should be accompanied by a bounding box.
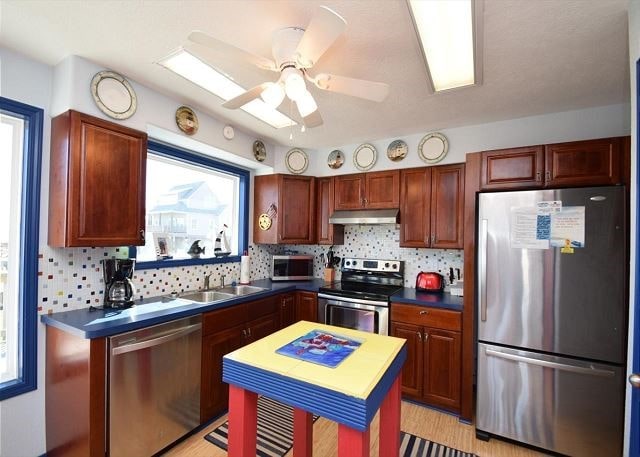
[390,289,463,311]
[41,278,463,339]
[41,278,327,339]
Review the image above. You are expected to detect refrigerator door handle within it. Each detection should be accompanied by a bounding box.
[485,348,616,377]
[479,219,488,322]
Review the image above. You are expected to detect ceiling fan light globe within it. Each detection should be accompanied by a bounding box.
[284,71,307,101]
[261,82,285,107]
[296,90,318,117]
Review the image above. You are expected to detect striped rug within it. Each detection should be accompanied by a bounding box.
[205,397,477,457]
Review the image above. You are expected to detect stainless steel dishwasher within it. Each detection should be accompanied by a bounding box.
[108,315,202,457]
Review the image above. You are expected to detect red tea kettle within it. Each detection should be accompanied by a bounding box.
[416,272,445,292]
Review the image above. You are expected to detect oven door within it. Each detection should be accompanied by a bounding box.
[317,294,389,335]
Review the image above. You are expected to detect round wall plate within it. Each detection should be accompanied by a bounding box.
[90,71,137,120]
[353,143,377,171]
[387,139,408,162]
[418,132,449,164]
[258,213,272,230]
[285,148,309,174]
[223,125,235,140]
[175,106,199,135]
[253,140,266,162]
[327,150,344,169]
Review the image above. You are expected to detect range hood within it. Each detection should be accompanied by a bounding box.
[329,209,399,225]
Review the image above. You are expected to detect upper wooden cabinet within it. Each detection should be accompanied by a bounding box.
[480,137,627,191]
[254,174,315,244]
[334,170,400,210]
[316,177,344,245]
[400,164,464,249]
[48,110,147,247]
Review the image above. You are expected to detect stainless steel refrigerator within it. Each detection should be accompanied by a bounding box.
[476,186,627,456]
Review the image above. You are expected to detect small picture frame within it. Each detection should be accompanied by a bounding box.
[154,233,172,259]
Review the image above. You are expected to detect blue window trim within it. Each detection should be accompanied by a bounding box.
[135,140,250,271]
[0,97,43,400]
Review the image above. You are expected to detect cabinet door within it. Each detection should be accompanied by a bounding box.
[365,170,400,209]
[247,313,279,343]
[480,146,544,190]
[200,324,244,422]
[399,168,431,247]
[423,328,461,411]
[544,137,623,187]
[334,174,365,210]
[431,164,465,248]
[278,175,315,243]
[296,291,318,322]
[390,321,423,398]
[279,293,296,328]
[316,177,344,245]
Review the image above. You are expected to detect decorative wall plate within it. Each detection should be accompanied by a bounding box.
[418,132,449,164]
[327,150,344,169]
[253,140,266,162]
[90,71,137,120]
[353,143,377,171]
[258,213,272,230]
[175,106,199,135]
[387,140,408,162]
[285,148,309,174]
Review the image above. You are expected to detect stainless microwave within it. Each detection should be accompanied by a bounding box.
[271,255,314,281]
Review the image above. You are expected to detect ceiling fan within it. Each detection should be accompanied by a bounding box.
[188,6,390,128]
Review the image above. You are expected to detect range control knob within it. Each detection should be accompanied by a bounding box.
[352,260,357,266]
[346,261,351,266]
[385,262,390,268]
[392,263,398,269]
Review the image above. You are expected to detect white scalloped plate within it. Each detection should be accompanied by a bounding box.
[353,143,377,171]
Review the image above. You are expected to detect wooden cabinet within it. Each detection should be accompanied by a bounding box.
[316,177,344,245]
[48,110,147,247]
[399,164,464,248]
[200,296,279,421]
[480,137,627,190]
[334,170,400,210]
[296,291,318,322]
[254,174,315,244]
[278,292,296,328]
[390,303,462,413]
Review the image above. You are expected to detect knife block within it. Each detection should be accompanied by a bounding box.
[324,267,335,283]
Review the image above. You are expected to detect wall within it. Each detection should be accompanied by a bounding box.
[625,0,639,454]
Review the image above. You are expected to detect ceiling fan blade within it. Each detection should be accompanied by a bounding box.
[222,83,270,109]
[295,6,347,68]
[312,73,390,102]
[188,30,278,71]
[302,109,323,128]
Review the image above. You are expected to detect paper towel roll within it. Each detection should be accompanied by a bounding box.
[240,255,250,284]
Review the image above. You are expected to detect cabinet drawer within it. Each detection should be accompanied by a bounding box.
[248,296,278,319]
[391,303,461,331]
[203,304,248,336]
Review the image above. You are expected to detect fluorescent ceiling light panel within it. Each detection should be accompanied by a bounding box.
[158,49,296,129]
[409,0,477,92]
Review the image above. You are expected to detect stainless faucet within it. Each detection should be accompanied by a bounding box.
[220,274,226,288]
[204,272,213,290]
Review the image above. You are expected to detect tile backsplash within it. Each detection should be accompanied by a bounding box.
[37,225,462,315]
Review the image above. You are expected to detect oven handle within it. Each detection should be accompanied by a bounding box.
[318,293,387,307]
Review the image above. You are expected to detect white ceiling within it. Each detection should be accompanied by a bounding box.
[0,0,630,149]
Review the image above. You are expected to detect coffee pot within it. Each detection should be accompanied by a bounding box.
[102,258,136,308]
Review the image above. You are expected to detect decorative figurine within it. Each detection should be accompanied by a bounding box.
[214,224,231,257]
[187,240,206,258]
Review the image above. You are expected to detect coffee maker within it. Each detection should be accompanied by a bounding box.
[102,258,136,308]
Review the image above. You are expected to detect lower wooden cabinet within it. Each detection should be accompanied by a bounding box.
[296,291,318,322]
[390,303,462,413]
[278,292,296,328]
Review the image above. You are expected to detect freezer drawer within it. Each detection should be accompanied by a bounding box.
[477,343,624,456]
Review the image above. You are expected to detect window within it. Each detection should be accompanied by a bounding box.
[136,141,249,269]
[0,97,42,400]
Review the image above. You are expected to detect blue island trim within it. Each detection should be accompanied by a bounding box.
[222,343,407,431]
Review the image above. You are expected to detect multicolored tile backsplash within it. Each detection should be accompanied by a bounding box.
[37,225,463,315]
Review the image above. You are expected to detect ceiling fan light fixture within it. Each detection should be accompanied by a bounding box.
[282,67,307,101]
[296,90,318,117]
[408,0,482,92]
[261,82,285,107]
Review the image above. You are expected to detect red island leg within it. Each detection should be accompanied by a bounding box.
[227,385,258,457]
[379,374,402,457]
[338,424,370,457]
[293,408,313,457]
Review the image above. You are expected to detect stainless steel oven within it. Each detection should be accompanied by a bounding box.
[317,258,403,336]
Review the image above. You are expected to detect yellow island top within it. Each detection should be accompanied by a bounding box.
[223,320,406,400]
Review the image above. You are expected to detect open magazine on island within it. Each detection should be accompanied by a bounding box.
[276,329,364,368]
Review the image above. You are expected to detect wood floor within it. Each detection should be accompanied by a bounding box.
[163,401,550,457]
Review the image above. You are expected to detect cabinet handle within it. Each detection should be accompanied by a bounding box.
[431,234,436,245]
[417,331,422,342]
[242,329,247,338]
[247,327,252,337]
[545,171,551,182]
[536,172,542,182]
[139,229,145,241]
[419,310,428,315]
[424,331,429,341]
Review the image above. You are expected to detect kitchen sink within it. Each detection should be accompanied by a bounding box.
[180,290,235,303]
[217,285,267,296]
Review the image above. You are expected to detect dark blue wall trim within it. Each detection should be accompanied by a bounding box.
[0,97,43,400]
[135,140,250,269]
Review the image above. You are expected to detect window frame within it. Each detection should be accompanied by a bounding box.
[135,140,249,270]
[0,97,43,400]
